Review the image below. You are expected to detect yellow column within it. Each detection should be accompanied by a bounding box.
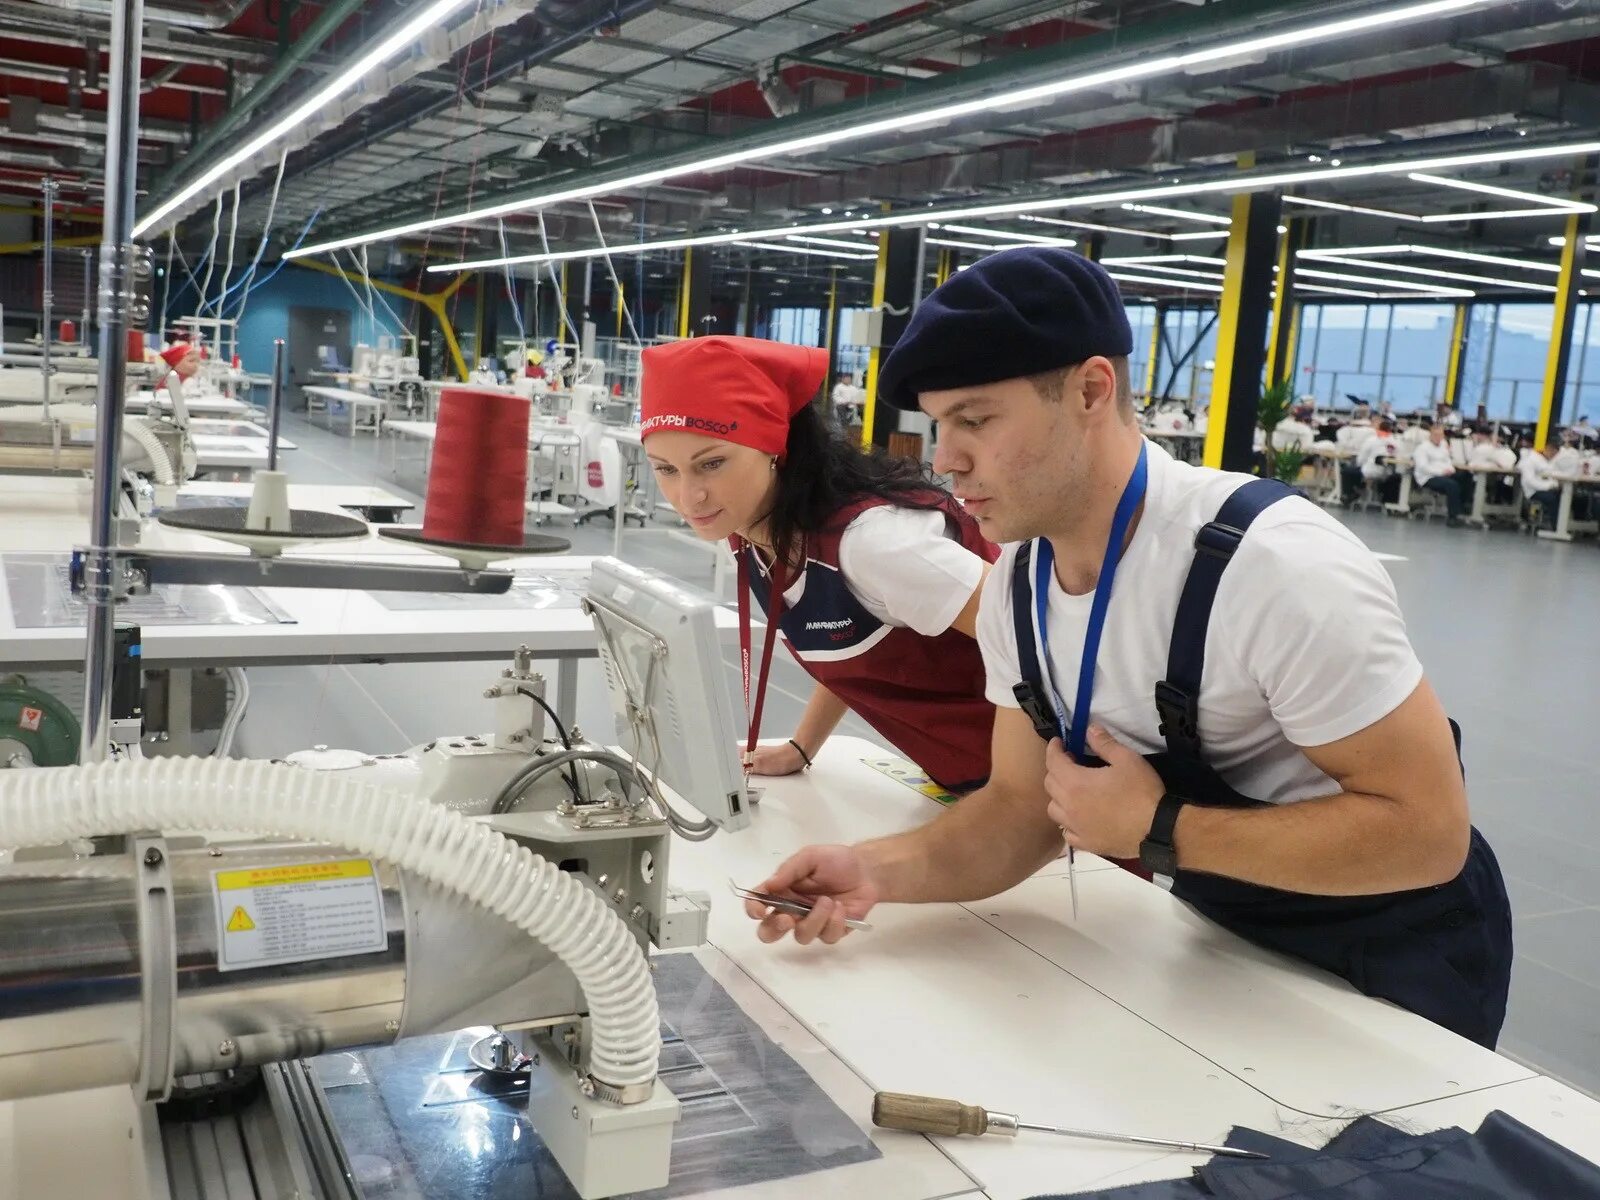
[676,249,692,339]
[860,229,891,448]
[1202,191,1257,469]
[1143,307,1163,398]
[1535,211,1590,450]
[1442,303,1469,409]
[1264,220,1298,388]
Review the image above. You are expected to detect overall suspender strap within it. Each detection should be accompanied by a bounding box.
[1009,540,1058,742]
[1156,477,1296,761]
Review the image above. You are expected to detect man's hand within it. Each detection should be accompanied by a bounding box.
[744,740,808,777]
[1044,725,1164,859]
[742,844,880,945]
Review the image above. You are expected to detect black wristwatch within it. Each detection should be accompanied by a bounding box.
[1139,794,1186,876]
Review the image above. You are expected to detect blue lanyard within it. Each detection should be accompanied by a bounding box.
[1032,442,1149,757]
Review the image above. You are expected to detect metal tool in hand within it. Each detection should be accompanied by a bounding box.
[871,1091,1268,1160]
[730,880,872,932]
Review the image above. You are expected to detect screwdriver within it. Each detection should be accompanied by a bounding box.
[871,1092,1269,1160]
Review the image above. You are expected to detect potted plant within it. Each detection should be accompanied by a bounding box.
[1256,379,1298,481]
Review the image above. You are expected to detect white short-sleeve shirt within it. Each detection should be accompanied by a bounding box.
[764,505,987,638]
[976,441,1424,805]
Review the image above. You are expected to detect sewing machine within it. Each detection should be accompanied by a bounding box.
[0,559,749,1199]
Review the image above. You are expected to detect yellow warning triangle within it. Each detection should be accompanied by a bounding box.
[226,905,256,933]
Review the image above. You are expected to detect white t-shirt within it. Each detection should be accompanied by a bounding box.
[1412,440,1456,486]
[976,441,1424,805]
[1356,434,1399,480]
[763,505,986,637]
[1335,420,1373,451]
[1467,443,1515,470]
[1520,450,1559,498]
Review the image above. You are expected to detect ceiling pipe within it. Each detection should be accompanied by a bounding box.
[265,0,668,216]
[147,0,369,200]
[28,0,254,30]
[0,4,272,66]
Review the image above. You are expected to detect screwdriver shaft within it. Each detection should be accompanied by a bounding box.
[1017,1121,1266,1160]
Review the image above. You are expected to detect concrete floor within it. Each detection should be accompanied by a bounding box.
[245,409,1600,1099]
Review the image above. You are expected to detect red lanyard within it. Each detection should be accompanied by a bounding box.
[735,542,787,768]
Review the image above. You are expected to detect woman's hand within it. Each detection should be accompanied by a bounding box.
[744,739,810,777]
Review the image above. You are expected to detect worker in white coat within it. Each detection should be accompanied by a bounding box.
[1467,427,1515,470]
[1521,440,1566,528]
[1334,404,1373,451]
[1413,425,1464,525]
[1347,418,1401,504]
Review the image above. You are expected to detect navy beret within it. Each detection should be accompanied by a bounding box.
[879,247,1133,411]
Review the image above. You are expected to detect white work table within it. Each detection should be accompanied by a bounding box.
[174,480,414,522]
[302,385,389,436]
[125,390,253,418]
[670,736,1600,1199]
[1537,471,1600,542]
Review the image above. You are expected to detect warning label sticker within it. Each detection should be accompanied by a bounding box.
[18,706,42,732]
[212,859,387,973]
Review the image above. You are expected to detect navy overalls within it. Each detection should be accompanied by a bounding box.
[740,494,998,793]
[1010,477,1513,1048]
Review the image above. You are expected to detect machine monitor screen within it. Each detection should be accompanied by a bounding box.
[585,558,749,833]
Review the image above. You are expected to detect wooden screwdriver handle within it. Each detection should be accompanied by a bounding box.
[872,1091,991,1136]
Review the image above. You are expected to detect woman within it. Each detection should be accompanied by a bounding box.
[641,334,997,793]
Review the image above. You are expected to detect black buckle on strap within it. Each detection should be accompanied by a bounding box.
[1194,521,1246,560]
[1155,680,1200,752]
[1013,682,1059,743]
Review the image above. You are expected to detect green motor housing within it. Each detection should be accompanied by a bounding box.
[0,676,81,768]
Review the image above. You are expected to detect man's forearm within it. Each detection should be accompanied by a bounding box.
[859,783,1061,904]
[1174,790,1470,895]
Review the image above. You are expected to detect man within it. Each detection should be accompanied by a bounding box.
[1520,437,1567,529]
[1348,418,1400,505]
[744,248,1512,1050]
[1466,427,1514,470]
[1413,425,1464,526]
[1334,403,1374,452]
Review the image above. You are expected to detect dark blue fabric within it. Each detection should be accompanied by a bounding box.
[878,247,1133,411]
[1031,1112,1600,1199]
[742,545,883,657]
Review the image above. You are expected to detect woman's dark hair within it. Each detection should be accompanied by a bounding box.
[763,403,946,566]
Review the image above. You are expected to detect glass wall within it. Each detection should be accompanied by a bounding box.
[1294,303,1454,410]
[1567,303,1600,425]
[765,306,824,347]
[1147,306,1221,403]
[1125,304,1158,396]
[835,306,872,384]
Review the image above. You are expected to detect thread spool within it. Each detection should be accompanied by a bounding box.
[58,319,76,343]
[423,387,531,546]
[127,330,145,362]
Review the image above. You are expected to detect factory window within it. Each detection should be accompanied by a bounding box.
[767,307,824,348]
[834,306,873,385]
[1125,305,1158,397]
[1564,302,1599,426]
[1297,302,1454,411]
[1152,306,1221,404]
[1483,303,1555,422]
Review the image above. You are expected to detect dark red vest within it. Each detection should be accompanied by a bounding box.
[740,495,998,791]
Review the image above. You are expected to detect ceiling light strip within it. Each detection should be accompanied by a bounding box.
[417,138,1600,274]
[291,0,1516,257]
